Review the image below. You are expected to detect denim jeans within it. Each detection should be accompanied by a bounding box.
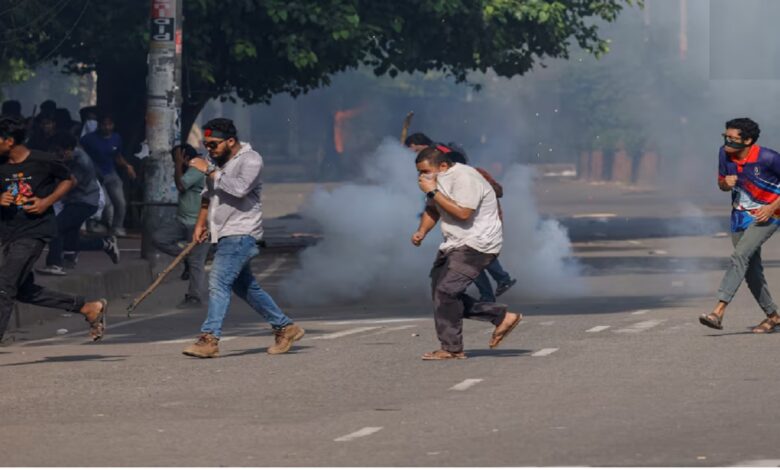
[717,222,779,315]
[473,258,513,302]
[100,171,126,231]
[200,235,292,337]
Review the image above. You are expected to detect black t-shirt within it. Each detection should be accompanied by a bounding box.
[0,150,71,243]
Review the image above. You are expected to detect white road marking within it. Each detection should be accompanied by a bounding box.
[449,378,483,391]
[154,336,236,345]
[363,325,417,337]
[334,427,383,442]
[23,257,291,346]
[307,326,382,340]
[616,319,666,333]
[586,325,611,333]
[539,321,555,326]
[732,460,780,467]
[256,255,289,281]
[322,318,426,325]
[22,308,191,346]
[532,348,559,357]
[631,309,651,316]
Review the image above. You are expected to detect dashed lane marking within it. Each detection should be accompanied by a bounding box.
[334,427,383,442]
[449,378,483,391]
[616,319,666,333]
[532,348,559,357]
[586,326,611,333]
[631,309,651,316]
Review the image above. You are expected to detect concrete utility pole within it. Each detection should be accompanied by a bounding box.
[143,0,183,259]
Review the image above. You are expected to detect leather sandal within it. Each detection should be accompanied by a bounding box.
[85,299,108,342]
[699,312,723,330]
[421,349,467,360]
[752,315,780,334]
[490,313,523,348]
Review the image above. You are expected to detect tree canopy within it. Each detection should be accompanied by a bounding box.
[1,0,638,136]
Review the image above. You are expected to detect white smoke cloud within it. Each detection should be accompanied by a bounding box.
[279,138,582,306]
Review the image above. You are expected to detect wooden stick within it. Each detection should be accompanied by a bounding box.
[400,111,414,144]
[126,236,205,317]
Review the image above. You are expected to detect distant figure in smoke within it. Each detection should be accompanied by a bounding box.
[183,118,304,358]
[405,132,517,301]
[151,144,209,310]
[700,118,780,333]
[412,147,522,359]
[80,112,136,237]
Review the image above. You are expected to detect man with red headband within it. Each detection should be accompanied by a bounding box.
[182,118,304,358]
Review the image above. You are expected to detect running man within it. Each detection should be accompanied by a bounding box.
[0,116,107,342]
[700,118,780,333]
[182,118,304,358]
[412,147,521,360]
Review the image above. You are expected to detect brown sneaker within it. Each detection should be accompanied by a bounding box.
[182,333,219,358]
[267,324,305,355]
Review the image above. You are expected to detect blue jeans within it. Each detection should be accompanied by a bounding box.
[473,258,512,302]
[200,235,292,337]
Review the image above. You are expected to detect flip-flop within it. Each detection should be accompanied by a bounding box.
[699,312,723,330]
[86,299,108,341]
[490,313,523,349]
[421,349,467,360]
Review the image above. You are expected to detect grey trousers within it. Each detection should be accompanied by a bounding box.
[430,246,508,353]
[151,219,209,302]
[716,222,779,316]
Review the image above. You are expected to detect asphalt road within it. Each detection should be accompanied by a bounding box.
[2,179,780,466]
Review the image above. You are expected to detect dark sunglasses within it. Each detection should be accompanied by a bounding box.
[203,139,225,150]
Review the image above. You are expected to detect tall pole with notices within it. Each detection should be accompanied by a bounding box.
[142,0,183,260]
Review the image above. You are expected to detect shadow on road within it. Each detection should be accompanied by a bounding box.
[467,348,533,358]
[220,345,312,358]
[0,354,128,367]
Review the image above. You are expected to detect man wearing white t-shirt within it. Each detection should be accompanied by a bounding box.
[411,147,522,360]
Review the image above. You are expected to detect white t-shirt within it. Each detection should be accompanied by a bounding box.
[433,163,503,254]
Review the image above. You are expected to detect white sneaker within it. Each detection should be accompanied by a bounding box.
[113,227,127,237]
[37,265,67,276]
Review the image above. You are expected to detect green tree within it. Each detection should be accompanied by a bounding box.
[3,0,639,142]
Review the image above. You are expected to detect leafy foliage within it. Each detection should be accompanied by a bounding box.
[1,0,637,129]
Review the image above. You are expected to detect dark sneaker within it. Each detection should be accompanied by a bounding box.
[267,324,305,355]
[182,333,219,358]
[180,262,190,281]
[103,236,120,264]
[176,295,202,310]
[495,278,517,297]
[36,265,67,276]
[63,252,79,269]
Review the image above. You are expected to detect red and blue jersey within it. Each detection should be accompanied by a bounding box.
[718,144,780,231]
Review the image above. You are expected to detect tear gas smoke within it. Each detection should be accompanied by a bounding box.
[279,138,581,306]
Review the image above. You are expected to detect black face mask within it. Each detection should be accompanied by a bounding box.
[724,137,749,150]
